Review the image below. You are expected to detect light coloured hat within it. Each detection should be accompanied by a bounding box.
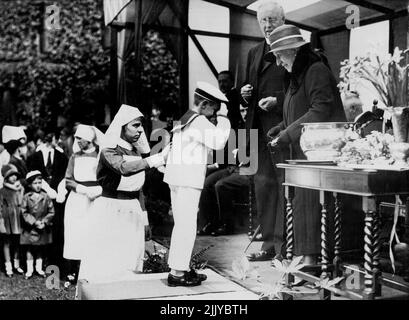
[75,125,96,142]
[2,125,27,144]
[73,124,105,153]
[265,24,307,62]
[26,170,42,184]
[103,104,149,152]
[195,81,229,104]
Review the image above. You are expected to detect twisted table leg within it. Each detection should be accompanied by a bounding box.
[333,192,342,279]
[285,186,294,261]
[363,197,376,299]
[372,209,382,296]
[284,185,295,289]
[319,191,331,300]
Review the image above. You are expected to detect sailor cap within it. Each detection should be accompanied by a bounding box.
[195,81,228,104]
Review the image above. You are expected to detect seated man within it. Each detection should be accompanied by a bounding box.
[197,103,250,236]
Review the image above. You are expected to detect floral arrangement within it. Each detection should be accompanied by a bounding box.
[339,47,409,108]
[336,131,396,165]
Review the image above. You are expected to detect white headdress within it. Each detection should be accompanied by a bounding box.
[102,104,150,154]
[2,125,27,144]
[72,124,105,153]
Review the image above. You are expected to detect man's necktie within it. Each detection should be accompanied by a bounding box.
[46,151,53,179]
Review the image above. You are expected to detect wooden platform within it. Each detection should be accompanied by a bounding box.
[76,268,259,300]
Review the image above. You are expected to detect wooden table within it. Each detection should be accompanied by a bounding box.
[276,163,409,300]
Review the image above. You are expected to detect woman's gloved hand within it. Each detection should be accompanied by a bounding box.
[266,125,282,140]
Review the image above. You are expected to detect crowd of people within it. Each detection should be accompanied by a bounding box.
[0,0,381,290]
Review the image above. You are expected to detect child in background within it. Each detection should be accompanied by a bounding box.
[20,171,55,279]
[0,164,24,277]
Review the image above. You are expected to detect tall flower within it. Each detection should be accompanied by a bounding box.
[339,47,409,109]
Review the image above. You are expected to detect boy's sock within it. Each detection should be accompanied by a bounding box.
[170,270,184,277]
[5,262,13,276]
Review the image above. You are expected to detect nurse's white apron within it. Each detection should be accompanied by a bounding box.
[63,156,99,260]
[78,155,146,283]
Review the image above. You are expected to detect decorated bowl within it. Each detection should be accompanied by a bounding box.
[299,122,353,161]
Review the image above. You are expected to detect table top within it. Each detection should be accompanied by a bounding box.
[277,163,409,173]
[276,163,409,197]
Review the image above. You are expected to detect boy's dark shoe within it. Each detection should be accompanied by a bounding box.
[167,272,202,287]
[189,269,207,282]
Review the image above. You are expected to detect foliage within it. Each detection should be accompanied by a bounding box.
[143,244,170,273]
[140,30,179,111]
[0,0,110,130]
[143,244,213,274]
[0,272,75,300]
[0,0,180,131]
[270,255,306,274]
[190,245,214,270]
[339,47,409,108]
[230,255,259,281]
[230,255,346,300]
[314,277,344,290]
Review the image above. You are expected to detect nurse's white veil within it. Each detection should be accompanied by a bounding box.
[102,104,151,154]
[72,124,105,154]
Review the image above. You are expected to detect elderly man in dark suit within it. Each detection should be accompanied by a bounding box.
[241,1,287,261]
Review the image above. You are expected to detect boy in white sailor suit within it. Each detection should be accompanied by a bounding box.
[164,82,231,287]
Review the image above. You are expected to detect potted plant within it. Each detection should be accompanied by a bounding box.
[339,47,409,164]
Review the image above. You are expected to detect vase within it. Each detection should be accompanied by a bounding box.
[390,106,409,143]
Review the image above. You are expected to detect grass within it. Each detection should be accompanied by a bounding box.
[0,271,76,300]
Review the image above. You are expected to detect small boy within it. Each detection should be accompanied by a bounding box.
[164,82,231,287]
[20,171,55,279]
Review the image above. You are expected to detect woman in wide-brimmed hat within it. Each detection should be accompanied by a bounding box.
[265,24,346,265]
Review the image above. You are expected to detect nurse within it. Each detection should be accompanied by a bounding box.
[78,104,168,282]
[63,124,104,283]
